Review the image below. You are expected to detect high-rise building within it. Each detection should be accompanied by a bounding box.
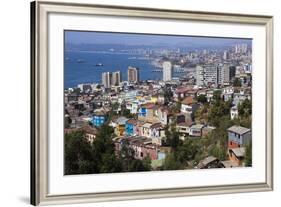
[162,61,172,81]
[102,71,122,88]
[196,64,223,87]
[112,71,121,86]
[196,65,204,87]
[235,43,248,54]
[196,64,237,87]
[102,72,112,88]
[223,65,236,84]
[223,50,229,60]
[127,66,139,83]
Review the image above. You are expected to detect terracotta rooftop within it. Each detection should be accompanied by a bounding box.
[175,86,191,94]
[126,119,138,125]
[181,96,196,105]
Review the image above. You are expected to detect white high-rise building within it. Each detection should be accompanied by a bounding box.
[162,61,172,81]
[196,65,204,87]
[102,71,122,88]
[196,65,218,87]
[102,72,112,88]
[223,50,229,60]
[196,64,236,87]
[235,43,248,54]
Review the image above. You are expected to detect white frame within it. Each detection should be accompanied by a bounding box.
[31,0,273,205]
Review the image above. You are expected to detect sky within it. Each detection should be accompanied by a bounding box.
[65,30,251,47]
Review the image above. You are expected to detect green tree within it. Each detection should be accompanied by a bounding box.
[165,127,182,151]
[209,145,227,161]
[197,94,207,104]
[162,153,183,170]
[213,90,222,103]
[233,78,242,87]
[64,131,95,174]
[238,98,252,117]
[64,116,72,128]
[244,142,252,167]
[121,108,134,118]
[163,86,173,105]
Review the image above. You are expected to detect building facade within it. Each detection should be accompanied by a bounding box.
[112,71,121,86]
[227,125,251,148]
[127,66,139,83]
[162,61,172,81]
[102,72,112,88]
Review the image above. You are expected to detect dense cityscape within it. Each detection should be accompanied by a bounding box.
[64,38,252,175]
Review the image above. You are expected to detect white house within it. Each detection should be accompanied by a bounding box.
[181,96,199,114]
[230,106,239,120]
[189,124,204,137]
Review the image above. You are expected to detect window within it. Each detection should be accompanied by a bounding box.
[140,152,143,157]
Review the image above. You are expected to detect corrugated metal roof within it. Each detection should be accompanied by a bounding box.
[228,125,251,135]
[231,147,246,157]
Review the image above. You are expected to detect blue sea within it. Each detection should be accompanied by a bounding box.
[64,51,162,88]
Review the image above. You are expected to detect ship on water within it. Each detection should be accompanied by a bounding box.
[77,59,84,63]
[95,63,103,66]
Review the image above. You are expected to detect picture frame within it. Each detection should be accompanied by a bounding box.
[31,0,273,205]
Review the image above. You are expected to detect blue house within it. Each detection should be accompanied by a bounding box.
[125,119,138,136]
[91,109,107,127]
[227,125,251,148]
[138,107,147,117]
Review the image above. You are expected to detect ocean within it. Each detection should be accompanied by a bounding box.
[64,51,162,88]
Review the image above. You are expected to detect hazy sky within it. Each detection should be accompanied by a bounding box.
[65,30,251,46]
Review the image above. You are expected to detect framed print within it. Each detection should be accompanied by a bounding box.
[30,0,273,205]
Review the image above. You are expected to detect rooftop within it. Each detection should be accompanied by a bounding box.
[175,86,191,94]
[191,124,204,129]
[228,125,251,135]
[201,156,218,166]
[126,119,138,125]
[115,116,129,125]
[177,121,193,127]
[230,147,246,157]
[221,160,239,168]
[142,103,155,109]
[181,96,196,105]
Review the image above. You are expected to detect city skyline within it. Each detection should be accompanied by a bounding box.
[65,31,252,47]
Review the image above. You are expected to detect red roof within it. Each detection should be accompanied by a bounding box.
[181,96,196,105]
[175,86,191,94]
[142,103,155,109]
[126,119,138,125]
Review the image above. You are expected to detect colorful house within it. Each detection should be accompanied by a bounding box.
[114,116,129,136]
[138,103,159,122]
[125,119,138,136]
[91,109,107,127]
[149,123,166,145]
[227,125,251,149]
[113,136,159,160]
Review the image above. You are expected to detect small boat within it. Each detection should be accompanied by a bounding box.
[77,59,84,63]
[95,63,103,66]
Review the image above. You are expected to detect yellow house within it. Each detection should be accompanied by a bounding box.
[114,116,129,136]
